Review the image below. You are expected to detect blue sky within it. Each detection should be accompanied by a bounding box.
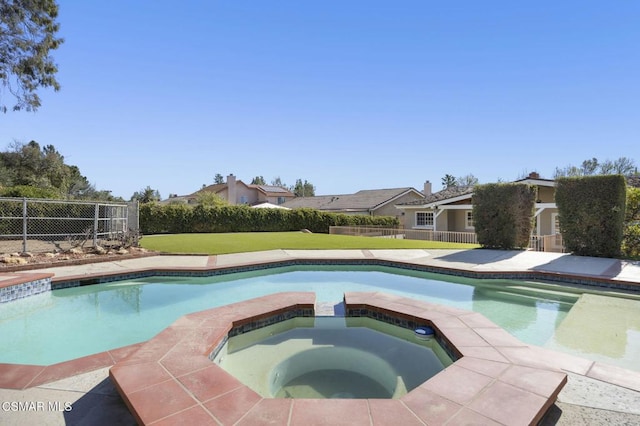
[2,1,639,200]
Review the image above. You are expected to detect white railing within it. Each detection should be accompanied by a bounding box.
[329,226,478,244]
[529,234,566,253]
[330,226,565,252]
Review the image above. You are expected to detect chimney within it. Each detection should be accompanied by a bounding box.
[528,172,540,179]
[423,181,432,197]
[227,174,237,205]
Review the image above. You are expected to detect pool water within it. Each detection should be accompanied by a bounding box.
[0,265,577,365]
[214,317,450,399]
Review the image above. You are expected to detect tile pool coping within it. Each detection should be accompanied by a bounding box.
[3,254,639,304]
[108,291,567,425]
[47,256,640,292]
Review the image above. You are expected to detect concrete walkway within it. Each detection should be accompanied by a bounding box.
[1,249,639,425]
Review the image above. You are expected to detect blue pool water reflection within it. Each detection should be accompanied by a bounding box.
[0,265,577,365]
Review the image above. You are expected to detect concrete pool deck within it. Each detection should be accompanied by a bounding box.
[1,248,640,425]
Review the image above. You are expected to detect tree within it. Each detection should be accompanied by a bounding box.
[195,191,227,206]
[610,157,636,175]
[1,140,69,190]
[580,158,599,175]
[214,173,224,184]
[0,141,121,201]
[0,0,64,112]
[271,176,286,187]
[554,157,637,178]
[251,176,266,185]
[441,174,457,189]
[131,186,161,203]
[456,174,479,187]
[64,165,92,199]
[293,179,315,197]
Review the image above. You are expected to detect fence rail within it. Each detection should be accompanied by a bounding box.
[329,226,565,252]
[329,226,479,244]
[529,233,566,253]
[0,197,138,254]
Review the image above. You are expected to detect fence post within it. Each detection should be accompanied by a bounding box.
[22,198,28,253]
[94,203,99,248]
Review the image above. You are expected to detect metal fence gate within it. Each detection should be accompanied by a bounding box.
[0,198,139,254]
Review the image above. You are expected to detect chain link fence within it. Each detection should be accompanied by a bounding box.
[0,198,139,254]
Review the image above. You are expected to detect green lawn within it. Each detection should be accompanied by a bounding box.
[140,232,479,255]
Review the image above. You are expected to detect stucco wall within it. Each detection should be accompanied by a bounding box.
[375,192,423,219]
[537,208,559,235]
[538,186,555,203]
[438,209,474,232]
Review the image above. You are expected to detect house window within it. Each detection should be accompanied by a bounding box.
[277,196,285,204]
[416,211,434,228]
[465,210,474,229]
[240,195,248,204]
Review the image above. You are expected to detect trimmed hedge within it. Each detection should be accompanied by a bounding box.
[472,183,536,249]
[555,175,626,258]
[139,203,399,234]
[622,224,640,259]
[622,186,640,258]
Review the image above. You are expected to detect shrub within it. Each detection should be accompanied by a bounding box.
[622,186,640,258]
[472,183,536,249]
[555,175,626,258]
[622,224,640,259]
[139,203,399,234]
[625,186,640,223]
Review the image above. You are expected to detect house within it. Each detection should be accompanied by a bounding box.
[163,174,296,206]
[396,173,561,249]
[280,187,424,219]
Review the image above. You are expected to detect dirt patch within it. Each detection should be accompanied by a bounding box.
[0,247,157,272]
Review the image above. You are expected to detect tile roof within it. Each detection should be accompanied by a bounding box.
[191,183,227,196]
[249,184,295,197]
[281,187,420,211]
[398,186,474,207]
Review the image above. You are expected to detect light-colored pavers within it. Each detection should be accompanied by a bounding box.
[27,255,211,279]
[214,249,293,266]
[7,248,640,286]
[0,367,134,426]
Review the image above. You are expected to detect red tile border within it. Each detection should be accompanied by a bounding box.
[235,398,293,425]
[28,351,115,388]
[104,292,567,425]
[0,363,45,389]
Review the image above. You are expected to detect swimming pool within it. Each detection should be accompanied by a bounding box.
[0,265,579,365]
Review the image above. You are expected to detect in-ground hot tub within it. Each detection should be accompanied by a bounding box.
[212,316,453,399]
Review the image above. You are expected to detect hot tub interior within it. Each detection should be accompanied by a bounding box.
[212,316,453,399]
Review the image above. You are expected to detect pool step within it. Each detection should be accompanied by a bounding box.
[315,301,345,317]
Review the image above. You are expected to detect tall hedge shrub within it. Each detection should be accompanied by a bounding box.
[472,183,536,249]
[622,186,640,258]
[555,175,626,258]
[139,203,399,234]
